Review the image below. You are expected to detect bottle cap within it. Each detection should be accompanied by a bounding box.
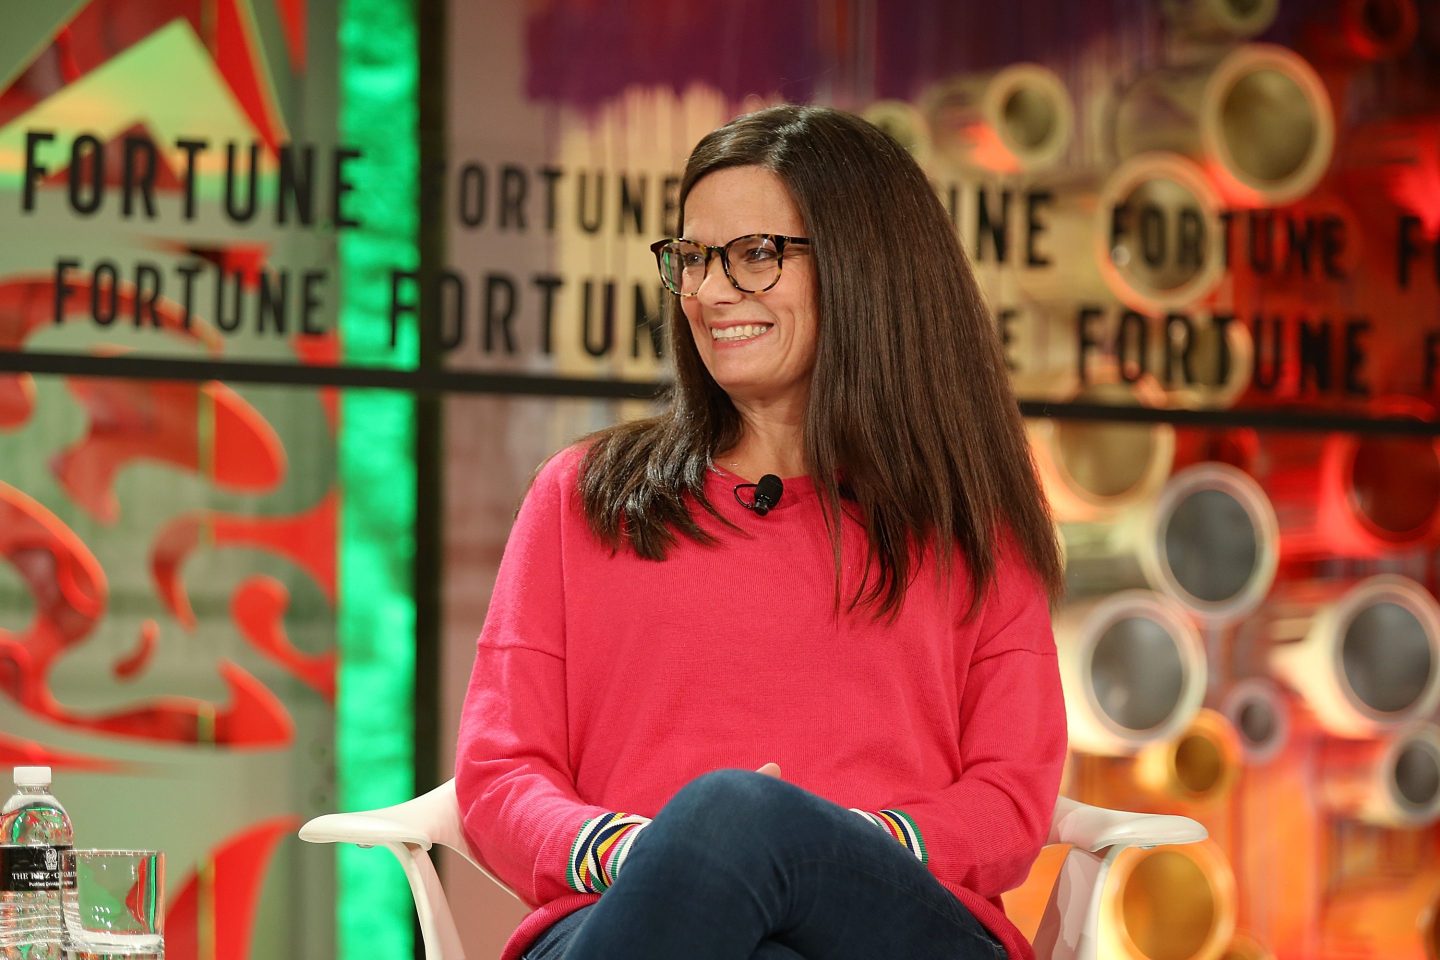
[14,766,52,788]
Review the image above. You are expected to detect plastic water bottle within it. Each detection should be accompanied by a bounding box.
[0,767,74,960]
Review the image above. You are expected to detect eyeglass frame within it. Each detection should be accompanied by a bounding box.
[649,233,813,297]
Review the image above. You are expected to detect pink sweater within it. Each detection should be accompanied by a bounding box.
[455,445,1067,960]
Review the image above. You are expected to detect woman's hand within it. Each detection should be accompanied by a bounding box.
[755,762,782,779]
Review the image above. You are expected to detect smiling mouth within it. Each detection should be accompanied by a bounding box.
[711,323,774,343]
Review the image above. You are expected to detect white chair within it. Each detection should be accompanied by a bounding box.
[300,780,1206,960]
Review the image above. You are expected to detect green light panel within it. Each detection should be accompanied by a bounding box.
[337,0,418,957]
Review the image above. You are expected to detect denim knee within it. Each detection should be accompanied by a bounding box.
[670,769,801,820]
[644,770,820,853]
[621,769,804,883]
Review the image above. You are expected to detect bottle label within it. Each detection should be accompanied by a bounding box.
[0,845,75,892]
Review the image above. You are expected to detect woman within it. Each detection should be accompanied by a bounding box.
[455,104,1066,960]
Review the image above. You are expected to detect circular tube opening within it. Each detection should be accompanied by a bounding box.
[1003,86,1058,151]
[1098,154,1224,311]
[1394,738,1440,810]
[1119,850,1220,960]
[1163,487,1260,604]
[1055,421,1160,499]
[1237,699,1276,747]
[1220,68,1318,184]
[1112,176,1212,294]
[1343,601,1434,715]
[1175,731,1226,795]
[1224,680,1288,763]
[1363,0,1405,40]
[1349,436,1440,539]
[1350,0,1418,57]
[1092,615,1186,733]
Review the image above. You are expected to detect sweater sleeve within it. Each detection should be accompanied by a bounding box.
[856,548,1066,898]
[454,450,647,905]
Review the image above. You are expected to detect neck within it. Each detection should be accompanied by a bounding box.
[719,396,807,481]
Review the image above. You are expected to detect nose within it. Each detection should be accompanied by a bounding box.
[695,252,741,306]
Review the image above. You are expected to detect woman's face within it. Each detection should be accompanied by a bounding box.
[680,166,819,413]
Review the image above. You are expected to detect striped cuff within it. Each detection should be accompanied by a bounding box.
[567,812,651,893]
[851,808,928,864]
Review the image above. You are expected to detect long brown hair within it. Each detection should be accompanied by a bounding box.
[579,104,1062,617]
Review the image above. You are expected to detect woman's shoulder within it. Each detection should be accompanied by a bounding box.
[530,442,592,499]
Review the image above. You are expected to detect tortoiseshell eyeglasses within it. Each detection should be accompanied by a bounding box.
[649,234,812,297]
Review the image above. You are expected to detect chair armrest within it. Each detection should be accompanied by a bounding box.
[298,780,477,959]
[300,779,464,854]
[299,812,433,849]
[1047,796,1208,853]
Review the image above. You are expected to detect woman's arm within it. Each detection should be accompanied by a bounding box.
[454,449,649,905]
[851,550,1067,898]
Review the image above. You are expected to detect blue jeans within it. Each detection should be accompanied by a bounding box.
[522,770,1008,960]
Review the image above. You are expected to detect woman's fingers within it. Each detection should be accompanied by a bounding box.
[755,762,782,778]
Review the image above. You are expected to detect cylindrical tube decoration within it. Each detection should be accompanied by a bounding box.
[1146,463,1278,622]
[1135,708,1244,804]
[1162,0,1280,42]
[1101,839,1238,960]
[1096,152,1226,312]
[1063,463,1279,625]
[1220,678,1290,765]
[1028,383,1177,522]
[861,100,933,168]
[1113,44,1335,206]
[924,63,1073,172]
[1055,590,1208,755]
[1321,723,1440,827]
[1267,575,1440,737]
[1261,414,1440,559]
[1004,216,1253,408]
[1306,0,1419,62]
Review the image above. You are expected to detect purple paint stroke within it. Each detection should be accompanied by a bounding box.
[524,0,827,109]
[520,0,1431,118]
[521,0,1142,110]
[873,0,1160,101]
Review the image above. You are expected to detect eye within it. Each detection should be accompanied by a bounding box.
[738,242,779,263]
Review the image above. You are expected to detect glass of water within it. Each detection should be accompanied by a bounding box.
[61,849,164,959]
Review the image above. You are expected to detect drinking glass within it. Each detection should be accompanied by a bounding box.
[61,849,164,960]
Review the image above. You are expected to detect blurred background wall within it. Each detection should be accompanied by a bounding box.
[2,1,1440,959]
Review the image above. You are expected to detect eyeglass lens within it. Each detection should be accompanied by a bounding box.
[658,236,783,295]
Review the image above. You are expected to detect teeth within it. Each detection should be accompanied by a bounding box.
[711,324,772,342]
